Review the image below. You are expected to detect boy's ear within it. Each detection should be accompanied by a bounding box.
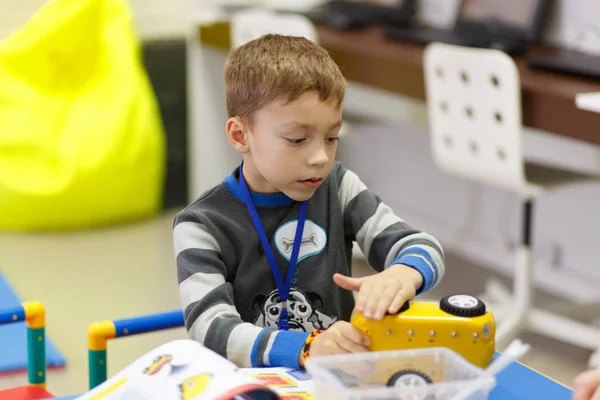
[226,117,250,154]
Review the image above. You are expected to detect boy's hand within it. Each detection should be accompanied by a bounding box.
[333,264,423,320]
[573,368,600,400]
[300,321,369,366]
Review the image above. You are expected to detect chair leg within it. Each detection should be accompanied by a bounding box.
[526,308,600,350]
[476,200,600,361]
[484,288,600,365]
[590,350,600,369]
[495,200,534,348]
[479,278,511,321]
[526,307,600,369]
[484,278,512,303]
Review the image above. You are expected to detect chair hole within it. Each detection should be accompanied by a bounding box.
[440,101,449,112]
[469,141,479,154]
[465,106,474,119]
[436,66,444,78]
[494,111,503,124]
[460,70,469,84]
[444,134,453,147]
[490,74,500,88]
[497,148,506,161]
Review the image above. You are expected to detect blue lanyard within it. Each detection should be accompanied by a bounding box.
[238,163,307,330]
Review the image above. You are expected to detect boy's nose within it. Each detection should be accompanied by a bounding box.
[308,145,329,167]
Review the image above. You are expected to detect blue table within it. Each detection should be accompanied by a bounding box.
[490,353,572,399]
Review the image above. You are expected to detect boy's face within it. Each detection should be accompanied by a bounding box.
[244,91,342,201]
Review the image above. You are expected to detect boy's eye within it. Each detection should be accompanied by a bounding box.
[326,137,340,144]
[286,138,306,144]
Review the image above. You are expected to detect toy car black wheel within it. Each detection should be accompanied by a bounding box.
[397,300,410,314]
[387,369,432,400]
[440,294,486,317]
[382,300,410,316]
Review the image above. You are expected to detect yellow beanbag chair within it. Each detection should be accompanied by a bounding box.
[0,0,166,231]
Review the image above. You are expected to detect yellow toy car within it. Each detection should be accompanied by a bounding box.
[310,345,488,399]
[327,351,449,391]
[351,294,495,369]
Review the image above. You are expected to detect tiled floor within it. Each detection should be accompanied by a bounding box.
[0,208,590,397]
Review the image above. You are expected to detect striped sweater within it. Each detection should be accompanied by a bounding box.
[173,161,445,369]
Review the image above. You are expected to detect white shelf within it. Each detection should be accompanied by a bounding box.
[576,92,600,113]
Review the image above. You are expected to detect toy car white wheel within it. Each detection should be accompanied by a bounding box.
[387,369,432,400]
[440,294,486,317]
[448,295,478,308]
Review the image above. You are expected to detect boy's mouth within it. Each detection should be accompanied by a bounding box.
[298,178,323,188]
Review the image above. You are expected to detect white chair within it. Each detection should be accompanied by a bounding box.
[230,8,318,48]
[423,42,600,364]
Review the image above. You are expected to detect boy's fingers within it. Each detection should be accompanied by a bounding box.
[593,387,600,400]
[333,273,364,291]
[374,286,397,319]
[354,281,373,312]
[364,283,386,319]
[339,322,370,346]
[388,289,412,314]
[336,335,368,354]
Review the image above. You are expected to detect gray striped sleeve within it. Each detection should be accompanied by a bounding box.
[185,292,270,367]
[174,217,262,367]
[174,221,221,257]
[338,167,445,289]
[254,327,278,367]
[186,296,262,367]
[385,238,445,284]
[366,220,421,269]
[338,168,367,216]
[354,201,411,267]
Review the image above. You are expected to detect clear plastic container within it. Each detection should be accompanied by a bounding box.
[305,347,496,400]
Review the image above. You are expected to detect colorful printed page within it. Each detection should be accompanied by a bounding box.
[241,367,317,400]
[75,340,281,400]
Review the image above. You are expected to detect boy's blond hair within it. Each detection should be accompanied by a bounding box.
[224,34,346,125]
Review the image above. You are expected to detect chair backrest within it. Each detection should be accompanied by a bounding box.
[230,9,318,48]
[423,42,527,192]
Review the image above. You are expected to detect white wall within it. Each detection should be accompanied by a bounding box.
[0,0,194,41]
[417,0,600,54]
[542,0,600,55]
[4,0,600,49]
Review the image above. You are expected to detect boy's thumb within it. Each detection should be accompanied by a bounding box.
[333,273,364,291]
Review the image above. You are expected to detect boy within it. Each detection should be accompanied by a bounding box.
[173,34,445,369]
